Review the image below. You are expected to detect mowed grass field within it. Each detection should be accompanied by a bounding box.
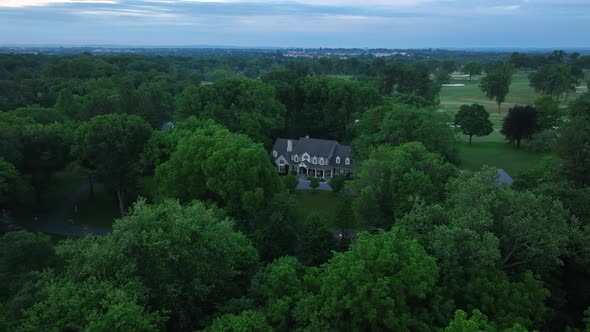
[295,190,340,227]
[439,71,556,175]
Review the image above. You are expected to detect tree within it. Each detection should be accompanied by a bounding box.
[204,311,272,332]
[0,231,56,300]
[435,69,452,85]
[462,62,482,81]
[309,177,320,190]
[480,62,514,113]
[0,159,19,206]
[294,228,438,331]
[283,174,299,192]
[48,200,260,331]
[353,142,457,228]
[352,103,459,163]
[297,213,338,266]
[54,88,82,120]
[556,93,590,186]
[155,120,281,219]
[501,105,538,148]
[19,122,70,207]
[534,95,562,130]
[74,114,152,215]
[529,64,579,101]
[441,60,458,73]
[327,174,346,193]
[175,78,286,146]
[454,104,493,143]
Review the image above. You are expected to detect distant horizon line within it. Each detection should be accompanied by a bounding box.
[1,44,589,52]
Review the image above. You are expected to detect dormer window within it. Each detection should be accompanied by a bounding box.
[272,151,277,158]
[336,156,341,164]
[319,158,324,165]
[303,153,310,162]
[294,155,299,162]
[312,157,317,164]
[345,157,350,165]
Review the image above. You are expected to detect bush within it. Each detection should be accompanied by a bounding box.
[310,177,320,190]
[328,175,346,193]
[283,174,299,192]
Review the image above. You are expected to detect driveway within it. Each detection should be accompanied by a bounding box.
[296,179,333,191]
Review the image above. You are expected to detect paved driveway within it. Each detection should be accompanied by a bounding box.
[296,179,332,191]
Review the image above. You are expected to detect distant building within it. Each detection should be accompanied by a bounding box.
[271,136,353,179]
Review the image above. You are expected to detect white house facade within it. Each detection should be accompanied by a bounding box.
[271,136,354,179]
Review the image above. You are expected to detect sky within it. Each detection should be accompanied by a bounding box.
[0,0,588,48]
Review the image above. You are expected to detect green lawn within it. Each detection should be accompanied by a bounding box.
[440,71,551,174]
[295,190,340,228]
[458,142,545,175]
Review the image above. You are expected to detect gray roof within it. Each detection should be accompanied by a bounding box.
[160,121,175,131]
[271,137,354,170]
[332,144,354,169]
[272,138,297,158]
[497,169,513,186]
[292,138,338,158]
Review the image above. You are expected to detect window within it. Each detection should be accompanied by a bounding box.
[303,153,310,162]
[345,157,350,165]
[336,156,340,164]
[272,151,277,158]
[312,157,317,164]
[294,155,299,162]
[319,158,324,165]
[279,160,284,165]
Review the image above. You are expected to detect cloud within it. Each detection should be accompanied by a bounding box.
[0,0,116,7]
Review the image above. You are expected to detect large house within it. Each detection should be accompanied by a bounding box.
[271,136,354,179]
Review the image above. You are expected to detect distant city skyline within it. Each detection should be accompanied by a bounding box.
[1,0,588,48]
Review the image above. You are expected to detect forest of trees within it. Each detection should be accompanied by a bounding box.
[1,49,590,331]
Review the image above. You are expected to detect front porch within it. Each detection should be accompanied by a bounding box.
[297,166,332,179]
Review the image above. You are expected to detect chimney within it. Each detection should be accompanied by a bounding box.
[287,140,293,152]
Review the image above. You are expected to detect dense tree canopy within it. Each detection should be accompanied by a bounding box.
[353,142,457,228]
[74,114,152,215]
[353,103,459,162]
[155,120,281,219]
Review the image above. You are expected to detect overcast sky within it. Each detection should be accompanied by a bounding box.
[0,0,588,48]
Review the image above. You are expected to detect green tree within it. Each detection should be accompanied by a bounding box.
[353,142,457,229]
[327,174,346,193]
[283,173,299,192]
[54,88,82,120]
[19,123,70,207]
[52,199,259,330]
[74,114,152,215]
[175,78,285,145]
[204,310,272,332]
[297,213,338,266]
[556,93,590,186]
[294,228,438,331]
[529,63,579,101]
[534,95,562,130]
[501,105,538,148]
[0,231,56,300]
[0,159,19,206]
[454,104,493,143]
[480,62,514,113]
[462,61,482,81]
[352,103,459,162]
[155,121,281,219]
